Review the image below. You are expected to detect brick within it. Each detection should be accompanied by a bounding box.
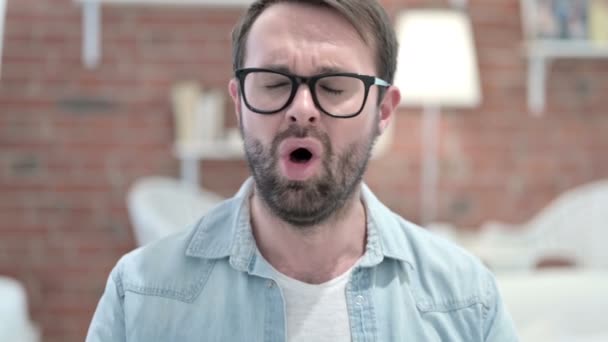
[2,1,608,341]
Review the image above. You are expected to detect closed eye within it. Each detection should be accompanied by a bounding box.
[320,85,343,95]
[265,82,290,90]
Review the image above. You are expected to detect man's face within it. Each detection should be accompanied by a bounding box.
[229,3,395,227]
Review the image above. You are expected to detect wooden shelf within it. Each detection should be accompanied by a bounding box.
[73,0,253,68]
[519,0,608,115]
[173,140,244,160]
[174,138,244,187]
[76,0,253,5]
[527,39,608,58]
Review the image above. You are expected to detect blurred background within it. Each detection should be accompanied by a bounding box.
[0,0,607,341]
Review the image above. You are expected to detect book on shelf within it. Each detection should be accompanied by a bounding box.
[534,0,588,40]
[589,0,608,45]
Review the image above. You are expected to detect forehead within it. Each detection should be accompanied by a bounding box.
[244,2,376,74]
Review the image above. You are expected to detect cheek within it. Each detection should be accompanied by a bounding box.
[241,113,282,145]
[326,112,376,150]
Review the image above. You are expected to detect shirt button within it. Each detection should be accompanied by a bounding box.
[267,280,275,288]
[355,295,365,306]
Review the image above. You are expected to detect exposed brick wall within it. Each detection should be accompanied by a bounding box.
[0,0,607,341]
[368,0,608,225]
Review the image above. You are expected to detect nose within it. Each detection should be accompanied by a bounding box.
[285,83,320,124]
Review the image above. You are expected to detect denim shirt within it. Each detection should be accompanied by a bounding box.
[86,178,518,341]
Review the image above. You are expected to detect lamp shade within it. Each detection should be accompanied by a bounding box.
[395,9,482,107]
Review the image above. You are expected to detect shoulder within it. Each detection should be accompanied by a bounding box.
[110,224,213,302]
[377,214,517,340]
[111,196,243,302]
[362,183,495,308]
[383,212,497,312]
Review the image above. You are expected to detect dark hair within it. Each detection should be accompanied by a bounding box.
[231,0,398,86]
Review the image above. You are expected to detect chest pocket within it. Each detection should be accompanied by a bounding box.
[413,293,486,342]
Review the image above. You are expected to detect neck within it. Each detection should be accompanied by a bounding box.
[250,184,367,284]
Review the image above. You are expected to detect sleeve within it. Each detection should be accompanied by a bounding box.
[85,265,127,342]
[482,272,519,342]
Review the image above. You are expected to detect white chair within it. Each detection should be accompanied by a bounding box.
[0,276,39,342]
[429,180,608,341]
[497,270,608,342]
[127,176,225,246]
[429,179,608,270]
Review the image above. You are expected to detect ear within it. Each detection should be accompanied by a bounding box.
[228,78,242,125]
[377,85,401,134]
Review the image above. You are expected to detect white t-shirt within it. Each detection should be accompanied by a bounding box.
[271,264,357,342]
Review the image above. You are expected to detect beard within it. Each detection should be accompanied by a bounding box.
[241,115,380,228]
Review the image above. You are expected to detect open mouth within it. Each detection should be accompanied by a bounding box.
[290,148,313,164]
[278,138,322,181]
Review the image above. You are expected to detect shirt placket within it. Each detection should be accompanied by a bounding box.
[263,277,286,342]
[346,267,377,342]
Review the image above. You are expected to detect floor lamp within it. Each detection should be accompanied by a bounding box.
[394,8,482,225]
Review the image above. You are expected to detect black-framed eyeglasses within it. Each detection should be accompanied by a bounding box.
[235,68,390,118]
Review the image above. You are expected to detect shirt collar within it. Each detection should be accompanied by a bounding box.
[185,177,416,271]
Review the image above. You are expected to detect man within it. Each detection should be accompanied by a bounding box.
[87,0,518,341]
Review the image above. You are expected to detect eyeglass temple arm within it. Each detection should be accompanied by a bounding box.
[374,78,390,87]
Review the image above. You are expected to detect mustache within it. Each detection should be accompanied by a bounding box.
[274,125,316,141]
[270,125,331,156]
